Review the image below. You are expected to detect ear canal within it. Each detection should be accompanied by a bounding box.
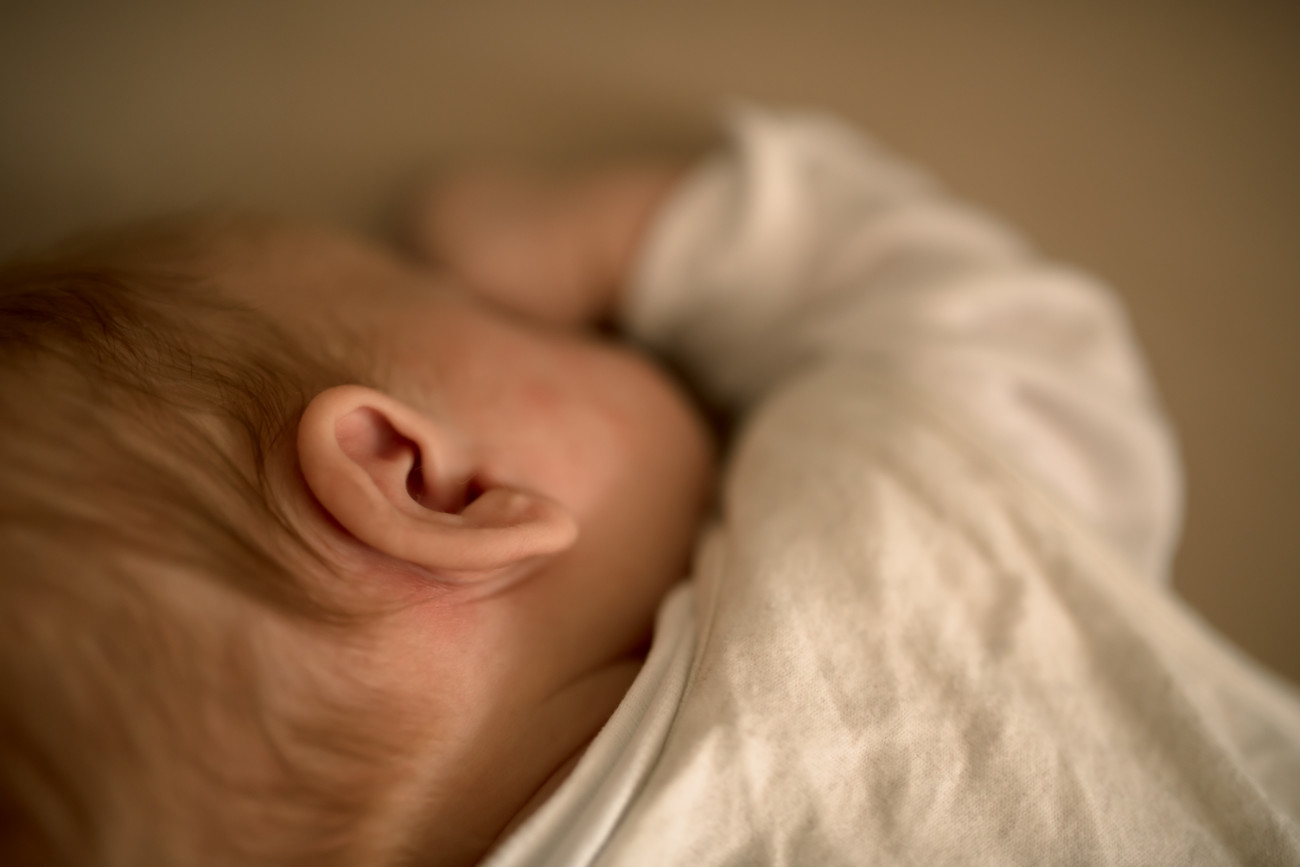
[298,385,579,582]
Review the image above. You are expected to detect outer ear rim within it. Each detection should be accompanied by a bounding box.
[297,385,578,580]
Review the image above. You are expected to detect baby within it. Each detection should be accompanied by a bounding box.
[3,108,1299,867]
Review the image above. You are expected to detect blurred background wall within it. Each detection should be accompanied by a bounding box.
[1,1,1297,683]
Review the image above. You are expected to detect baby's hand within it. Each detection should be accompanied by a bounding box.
[410,164,682,328]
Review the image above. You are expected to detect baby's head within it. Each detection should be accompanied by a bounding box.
[0,216,714,866]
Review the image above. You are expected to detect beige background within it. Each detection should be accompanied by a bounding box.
[1,2,1297,683]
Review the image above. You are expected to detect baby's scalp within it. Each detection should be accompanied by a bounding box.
[0,219,419,867]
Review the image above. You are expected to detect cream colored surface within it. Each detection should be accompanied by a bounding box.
[0,2,1296,682]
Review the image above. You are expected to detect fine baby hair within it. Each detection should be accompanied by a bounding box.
[0,219,414,866]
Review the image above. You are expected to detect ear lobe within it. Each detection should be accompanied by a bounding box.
[297,385,578,580]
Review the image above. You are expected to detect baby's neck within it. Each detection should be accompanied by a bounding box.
[411,655,646,867]
[488,656,644,853]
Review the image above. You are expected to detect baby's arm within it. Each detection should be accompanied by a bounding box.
[412,163,682,327]
[417,107,1182,585]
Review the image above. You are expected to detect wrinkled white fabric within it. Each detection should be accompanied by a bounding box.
[484,107,1300,867]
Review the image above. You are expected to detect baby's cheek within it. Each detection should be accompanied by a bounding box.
[515,378,569,418]
[610,353,714,466]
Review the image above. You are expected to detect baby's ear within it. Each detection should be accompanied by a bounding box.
[297,385,577,581]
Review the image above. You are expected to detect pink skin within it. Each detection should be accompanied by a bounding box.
[231,166,711,865]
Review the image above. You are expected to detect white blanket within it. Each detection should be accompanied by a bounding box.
[485,107,1300,866]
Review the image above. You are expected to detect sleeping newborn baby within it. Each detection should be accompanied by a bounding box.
[3,108,1298,867]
